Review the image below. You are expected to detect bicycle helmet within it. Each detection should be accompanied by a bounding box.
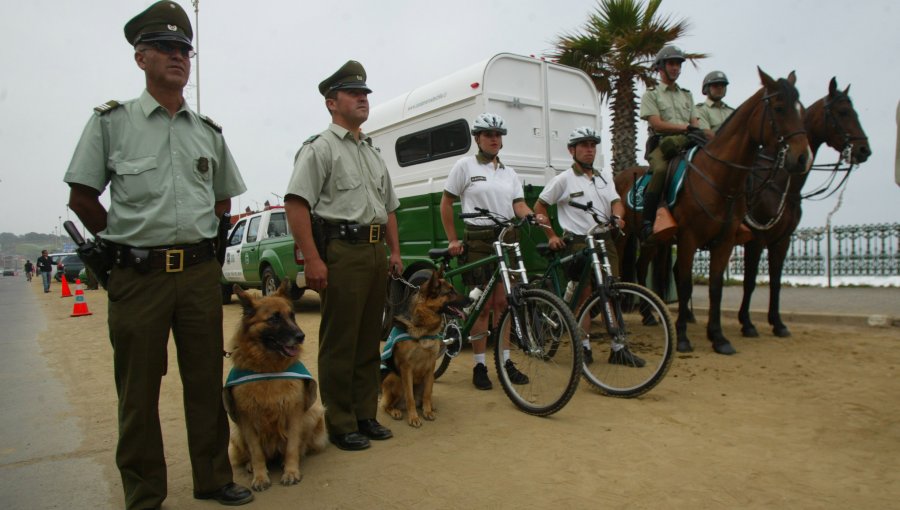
[702,71,729,95]
[654,45,686,70]
[567,126,601,147]
[471,113,508,135]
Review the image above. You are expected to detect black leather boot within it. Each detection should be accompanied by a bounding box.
[640,191,661,241]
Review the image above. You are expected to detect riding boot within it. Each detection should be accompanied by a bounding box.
[640,191,661,241]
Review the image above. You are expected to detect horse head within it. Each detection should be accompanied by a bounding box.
[805,77,871,164]
[753,68,810,175]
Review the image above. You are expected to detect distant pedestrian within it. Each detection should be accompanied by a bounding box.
[36,250,52,292]
[24,260,33,282]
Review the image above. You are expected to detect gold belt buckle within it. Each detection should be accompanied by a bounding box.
[368,224,381,243]
[165,249,184,272]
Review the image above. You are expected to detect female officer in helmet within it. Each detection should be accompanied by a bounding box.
[440,113,543,391]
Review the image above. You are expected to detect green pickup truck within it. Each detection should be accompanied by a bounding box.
[221,207,307,303]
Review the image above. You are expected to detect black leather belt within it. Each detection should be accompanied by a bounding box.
[323,222,386,243]
[112,240,215,272]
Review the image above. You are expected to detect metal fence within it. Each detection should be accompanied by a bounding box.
[693,223,900,282]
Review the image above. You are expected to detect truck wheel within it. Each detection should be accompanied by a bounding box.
[221,283,233,304]
[262,268,280,296]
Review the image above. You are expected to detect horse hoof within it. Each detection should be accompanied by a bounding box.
[713,341,737,355]
[773,326,791,338]
[677,340,694,353]
[742,326,759,338]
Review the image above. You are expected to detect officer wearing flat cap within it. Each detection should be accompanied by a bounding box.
[64,1,252,507]
[285,60,402,451]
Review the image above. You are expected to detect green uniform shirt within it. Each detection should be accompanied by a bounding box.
[64,90,246,246]
[696,98,734,132]
[287,123,399,224]
[640,82,697,135]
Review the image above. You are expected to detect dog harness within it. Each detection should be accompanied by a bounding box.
[380,325,441,373]
[222,361,318,422]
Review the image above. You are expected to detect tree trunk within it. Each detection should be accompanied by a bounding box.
[609,74,639,174]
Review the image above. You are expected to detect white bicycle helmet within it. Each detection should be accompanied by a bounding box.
[567,126,602,147]
[471,113,508,135]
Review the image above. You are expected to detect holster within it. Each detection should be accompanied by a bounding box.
[76,239,114,288]
[310,214,329,263]
[216,213,231,266]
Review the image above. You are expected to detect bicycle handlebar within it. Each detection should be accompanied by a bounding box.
[568,200,621,236]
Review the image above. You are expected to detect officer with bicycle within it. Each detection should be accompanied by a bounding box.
[534,127,645,367]
[440,113,541,390]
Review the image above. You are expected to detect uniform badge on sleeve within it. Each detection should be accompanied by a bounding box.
[197,157,209,173]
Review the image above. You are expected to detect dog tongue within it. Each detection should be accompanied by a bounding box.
[282,345,300,358]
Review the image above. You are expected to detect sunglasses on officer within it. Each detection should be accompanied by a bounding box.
[140,41,196,59]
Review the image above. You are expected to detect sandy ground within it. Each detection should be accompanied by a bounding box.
[32,284,900,509]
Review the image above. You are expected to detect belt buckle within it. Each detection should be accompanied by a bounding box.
[165,249,184,272]
[368,224,381,243]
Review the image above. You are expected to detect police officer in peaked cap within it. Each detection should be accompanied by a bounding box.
[65,1,252,507]
[285,60,402,451]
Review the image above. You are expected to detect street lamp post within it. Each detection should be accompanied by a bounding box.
[191,0,200,113]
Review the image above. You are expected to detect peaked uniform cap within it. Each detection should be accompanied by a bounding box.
[124,1,193,47]
[318,60,372,96]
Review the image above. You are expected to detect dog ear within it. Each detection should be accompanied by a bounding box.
[235,287,255,317]
[425,270,442,297]
[276,279,291,299]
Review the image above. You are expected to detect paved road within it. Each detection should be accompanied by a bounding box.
[687,284,900,328]
[0,277,111,510]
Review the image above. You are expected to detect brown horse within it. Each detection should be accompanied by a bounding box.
[615,68,810,355]
[738,78,870,337]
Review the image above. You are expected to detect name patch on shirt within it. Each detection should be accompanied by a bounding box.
[470,176,487,182]
[569,191,585,198]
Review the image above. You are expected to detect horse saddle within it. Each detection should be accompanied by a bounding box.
[626,146,699,211]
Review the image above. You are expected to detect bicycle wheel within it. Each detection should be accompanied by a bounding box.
[493,288,582,416]
[576,282,675,398]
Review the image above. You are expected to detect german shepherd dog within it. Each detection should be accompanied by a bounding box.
[225,282,327,492]
[381,270,468,427]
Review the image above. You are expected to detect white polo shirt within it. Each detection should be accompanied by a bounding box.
[538,163,620,236]
[444,155,524,227]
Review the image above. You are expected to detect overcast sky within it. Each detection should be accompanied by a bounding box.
[1,0,897,237]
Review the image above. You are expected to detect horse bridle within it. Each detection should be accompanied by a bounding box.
[801,93,870,200]
[686,88,806,229]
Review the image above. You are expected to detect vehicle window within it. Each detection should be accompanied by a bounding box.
[267,212,288,238]
[228,220,246,247]
[63,255,81,265]
[396,119,471,167]
[247,217,261,243]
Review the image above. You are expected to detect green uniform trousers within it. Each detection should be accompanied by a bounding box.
[107,259,232,510]
[645,134,690,195]
[319,239,388,435]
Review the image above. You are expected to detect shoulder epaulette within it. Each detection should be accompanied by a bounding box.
[93,100,121,115]
[200,115,223,133]
[681,87,691,93]
[696,102,705,108]
[303,134,320,145]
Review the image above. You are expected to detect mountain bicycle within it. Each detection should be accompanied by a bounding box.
[400,208,582,416]
[532,200,675,398]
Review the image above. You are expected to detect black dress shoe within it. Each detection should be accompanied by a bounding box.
[194,482,254,506]
[329,431,371,450]
[357,419,393,440]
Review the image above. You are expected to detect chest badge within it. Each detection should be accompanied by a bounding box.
[470,176,487,182]
[197,157,209,173]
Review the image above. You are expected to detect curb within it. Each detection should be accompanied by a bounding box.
[676,307,900,329]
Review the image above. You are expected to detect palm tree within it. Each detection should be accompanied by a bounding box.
[548,0,704,173]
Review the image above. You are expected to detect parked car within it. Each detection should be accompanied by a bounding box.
[55,254,85,282]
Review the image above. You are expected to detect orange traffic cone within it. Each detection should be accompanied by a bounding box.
[70,279,93,317]
[60,274,73,298]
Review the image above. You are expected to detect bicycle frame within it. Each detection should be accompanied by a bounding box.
[541,223,626,343]
[438,224,531,341]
